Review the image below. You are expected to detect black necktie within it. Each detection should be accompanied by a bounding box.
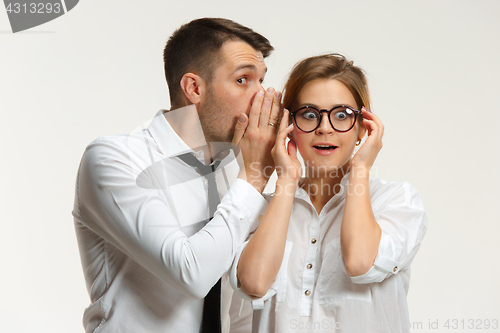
[177,152,222,333]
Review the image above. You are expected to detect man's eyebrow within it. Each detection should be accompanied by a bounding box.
[233,64,268,74]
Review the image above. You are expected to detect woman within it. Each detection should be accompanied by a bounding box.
[230,53,427,332]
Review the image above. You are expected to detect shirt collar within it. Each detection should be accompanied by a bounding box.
[294,171,352,206]
[148,109,234,167]
[147,109,196,158]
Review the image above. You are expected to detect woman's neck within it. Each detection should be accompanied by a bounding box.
[301,164,350,215]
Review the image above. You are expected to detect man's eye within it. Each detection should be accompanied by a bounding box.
[237,77,248,84]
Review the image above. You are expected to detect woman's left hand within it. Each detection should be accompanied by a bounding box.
[350,107,384,169]
[271,109,302,182]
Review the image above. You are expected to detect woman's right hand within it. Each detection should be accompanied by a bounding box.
[238,109,299,298]
[271,109,302,182]
[350,107,384,170]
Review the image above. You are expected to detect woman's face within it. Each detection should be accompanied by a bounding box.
[290,78,364,177]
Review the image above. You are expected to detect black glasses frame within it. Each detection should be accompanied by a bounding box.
[290,105,361,133]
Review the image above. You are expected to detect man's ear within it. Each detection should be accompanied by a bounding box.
[179,73,205,105]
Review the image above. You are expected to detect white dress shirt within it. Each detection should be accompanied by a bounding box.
[231,174,427,333]
[73,110,267,333]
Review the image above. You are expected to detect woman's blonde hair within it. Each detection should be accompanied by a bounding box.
[283,53,371,112]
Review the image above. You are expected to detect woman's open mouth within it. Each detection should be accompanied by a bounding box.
[312,144,338,155]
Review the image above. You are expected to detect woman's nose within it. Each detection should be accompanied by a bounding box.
[315,113,333,134]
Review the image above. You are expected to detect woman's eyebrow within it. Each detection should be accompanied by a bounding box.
[298,103,356,110]
[298,101,321,107]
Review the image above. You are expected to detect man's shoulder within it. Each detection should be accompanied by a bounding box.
[82,131,156,167]
[86,133,128,149]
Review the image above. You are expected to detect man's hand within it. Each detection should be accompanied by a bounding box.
[232,87,282,193]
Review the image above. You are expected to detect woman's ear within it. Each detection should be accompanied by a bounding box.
[357,118,367,141]
[179,73,205,105]
[288,126,296,141]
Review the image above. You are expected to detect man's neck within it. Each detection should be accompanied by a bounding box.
[163,105,217,164]
[163,104,231,164]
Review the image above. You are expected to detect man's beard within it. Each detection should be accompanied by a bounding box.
[199,86,235,143]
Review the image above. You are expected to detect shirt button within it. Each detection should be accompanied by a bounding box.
[306,264,313,269]
[305,290,311,296]
[393,266,398,272]
[311,238,317,244]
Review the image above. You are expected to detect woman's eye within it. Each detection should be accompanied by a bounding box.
[237,77,248,84]
[334,111,348,120]
[302,111,318,120]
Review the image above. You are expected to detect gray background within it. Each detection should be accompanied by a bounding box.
[1,0,499,332]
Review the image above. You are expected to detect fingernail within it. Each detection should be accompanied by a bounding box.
[258,90,265,97]
[275,91,281,99]
[267,87,275,94]
[238,114,246,124]
[362,106,372,113]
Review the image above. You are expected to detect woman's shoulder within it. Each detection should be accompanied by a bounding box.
[368,178,425,211]
[369,178,417,191]
[262,185,305,203]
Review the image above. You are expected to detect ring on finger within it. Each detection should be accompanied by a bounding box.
[268,122,276,127]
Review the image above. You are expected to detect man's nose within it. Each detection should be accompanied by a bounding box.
[257,83,265,94]
[250,84,266,105]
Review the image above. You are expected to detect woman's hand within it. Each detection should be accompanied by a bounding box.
[350,107,384,170]
[237,109,298,298]
[342,106,383,276]
[271,109,302,182]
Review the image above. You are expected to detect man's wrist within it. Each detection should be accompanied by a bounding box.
[247,176,268,193]
[237,170,248,182]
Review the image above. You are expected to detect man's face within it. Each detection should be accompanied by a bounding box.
[198,40,267,143]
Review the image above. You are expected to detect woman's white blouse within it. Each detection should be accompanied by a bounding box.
[230,175,427,332]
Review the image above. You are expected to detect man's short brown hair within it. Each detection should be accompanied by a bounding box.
[163,18,273,107]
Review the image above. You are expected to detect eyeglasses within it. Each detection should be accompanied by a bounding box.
[290,105,361,133]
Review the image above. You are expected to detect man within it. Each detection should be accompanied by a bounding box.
[73,18,281,332]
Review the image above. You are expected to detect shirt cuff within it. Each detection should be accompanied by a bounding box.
[229,240,293,310]
[229,241,278,309]
[218,178,269,232]
[346,231,402,284]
